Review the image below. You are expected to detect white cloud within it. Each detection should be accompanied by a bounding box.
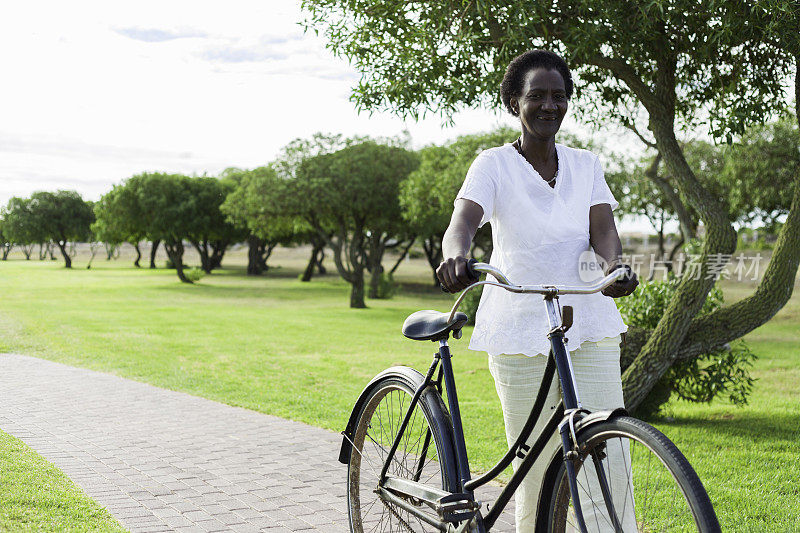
[113,27,209,43]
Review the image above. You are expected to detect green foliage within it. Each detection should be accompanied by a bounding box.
[185,267,205,283]
[294,139,420,307]
[300,0,794,138]
[372,272,398,299]
[400,127,518,237]
[28,191,94,245]
[1,197,43,246]
[220,166,301,243]
[721,114,799,227]
[617,276,723,330]
[617,277,756,416]
[93,184,145,248]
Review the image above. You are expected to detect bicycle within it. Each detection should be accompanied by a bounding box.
[339,261,720,532]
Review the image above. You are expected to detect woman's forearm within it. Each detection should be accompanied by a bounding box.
[442,199,483,259]
[589,204,623,273]
[591,231,623,273]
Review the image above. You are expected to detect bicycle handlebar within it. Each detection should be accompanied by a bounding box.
[447,261,627,322]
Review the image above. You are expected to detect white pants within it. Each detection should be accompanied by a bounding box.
[488,336,637,532]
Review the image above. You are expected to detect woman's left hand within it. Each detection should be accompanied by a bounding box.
[602,264,639,298]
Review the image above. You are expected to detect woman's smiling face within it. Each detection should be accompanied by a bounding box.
[512,67,568,139]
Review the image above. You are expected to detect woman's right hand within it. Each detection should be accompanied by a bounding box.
[436,256,479,293]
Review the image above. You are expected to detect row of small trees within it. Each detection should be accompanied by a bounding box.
[2,116,796,307]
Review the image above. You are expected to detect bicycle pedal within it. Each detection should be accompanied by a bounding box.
[437,493,480,522]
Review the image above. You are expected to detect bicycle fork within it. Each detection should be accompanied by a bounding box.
[546,295,622,533]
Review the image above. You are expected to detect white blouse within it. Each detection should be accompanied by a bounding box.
[455,142,627,357]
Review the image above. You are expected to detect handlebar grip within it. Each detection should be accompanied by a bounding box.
[466,258,479,280]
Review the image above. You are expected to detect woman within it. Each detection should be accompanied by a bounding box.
[436,50,639,532]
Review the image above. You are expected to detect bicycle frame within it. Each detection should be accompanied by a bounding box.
[376,294,604,532]
[372,266,629,532]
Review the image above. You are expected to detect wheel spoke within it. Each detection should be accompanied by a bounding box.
[549,418,715,533]
[348,382,449,533]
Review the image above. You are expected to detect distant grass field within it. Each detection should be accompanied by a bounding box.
[1,245,798,531]
[0,430,126,532]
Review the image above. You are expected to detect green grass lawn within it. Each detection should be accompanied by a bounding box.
[0,430,127,532]
[0,249,798,531]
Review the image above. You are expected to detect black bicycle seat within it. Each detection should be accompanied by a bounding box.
[402,310,468,341]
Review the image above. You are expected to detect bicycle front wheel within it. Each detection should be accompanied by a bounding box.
[548,416,719,533]
[347,374,459,533]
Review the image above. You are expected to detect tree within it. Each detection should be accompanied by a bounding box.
[131,173,197,283]
[720,114,799,229]
[185,177,247,274]
[92,182,156,267]
[1,197,42,260]
[302,0,800,411]
[220,166,298,276]
[271,133,358,279]
[294,141,419,307]
[0,218,11,260]
[26,191,93,268]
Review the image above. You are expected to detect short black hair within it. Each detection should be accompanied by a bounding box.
[500,50,574,116]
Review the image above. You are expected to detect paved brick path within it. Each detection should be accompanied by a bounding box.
[0,354,514,532]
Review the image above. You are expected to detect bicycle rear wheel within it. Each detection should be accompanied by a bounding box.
[347,374,459,532]
[548,416,719,532]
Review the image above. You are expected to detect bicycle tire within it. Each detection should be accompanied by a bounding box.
[548,416,720,533]
[347,374,459,532]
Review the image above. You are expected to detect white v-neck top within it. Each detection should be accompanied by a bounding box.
[455,142,627,357]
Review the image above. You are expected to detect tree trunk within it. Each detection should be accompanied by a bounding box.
[368,263,384,299]
[192,240,212,274]
[2,244,10,260]
[315,246,326,274]
[301,240,325,281]
[350,269,366,308]
[133,243,141,268]
[21,245,32,260]
[423,235,444,287]
[620,102,737,410]
[150,240,160,268]
[87,243,100,269]
[209,241,227,270]
[367,235,387,299]
[164,241,191,283]
[247,235,265,275]
[56,240,72,268]
[675,164,800,361]
[38,243,46,260]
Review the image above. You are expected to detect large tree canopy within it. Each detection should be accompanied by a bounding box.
[1,197,43,260]
[220,166,300,276]
[93,183,149,267]
[294,140,420,307]
[303,0,800,410]
[27,191,94,268]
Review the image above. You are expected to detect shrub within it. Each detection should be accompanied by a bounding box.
[617,276,756,417]
[372,272,398,299]
[186,267,205,282]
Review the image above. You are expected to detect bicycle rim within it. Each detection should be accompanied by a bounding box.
[348,378,456,533]
[549,416,719,533]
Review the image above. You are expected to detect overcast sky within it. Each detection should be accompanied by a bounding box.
[0,0,657,231]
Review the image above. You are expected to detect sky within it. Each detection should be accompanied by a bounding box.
[0,0,656,232]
